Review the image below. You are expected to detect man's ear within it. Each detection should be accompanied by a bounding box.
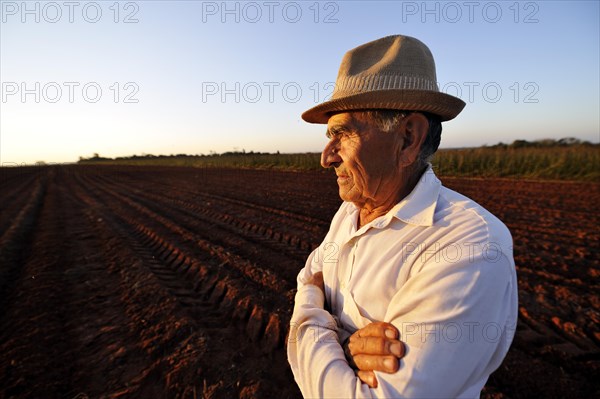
[399,113,429,166]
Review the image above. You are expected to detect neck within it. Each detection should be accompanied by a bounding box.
[357,165,426,229]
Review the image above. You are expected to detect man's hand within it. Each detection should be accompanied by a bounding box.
[304,275,405,388]
[344,322,405,388]
[305,271,324,293]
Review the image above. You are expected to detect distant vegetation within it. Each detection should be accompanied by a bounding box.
[78,138,599,181]
[432,138,599,180]
[79,151,321,170]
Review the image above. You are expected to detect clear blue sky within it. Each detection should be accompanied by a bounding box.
[1,0,599,164]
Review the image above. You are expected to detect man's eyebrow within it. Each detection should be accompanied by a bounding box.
[325,125,348,139]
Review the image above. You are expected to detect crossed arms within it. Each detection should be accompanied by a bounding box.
[287,252,517,398]
[305,271,404,389]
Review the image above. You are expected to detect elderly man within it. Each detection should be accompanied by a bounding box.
[287,35,518,398]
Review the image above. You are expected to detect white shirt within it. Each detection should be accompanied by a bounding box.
[287,167,518,398]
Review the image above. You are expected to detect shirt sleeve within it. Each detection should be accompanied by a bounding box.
[380,249,518,398]
[288,244,518,398]
[288,209,381,399]
[287,247,377,398]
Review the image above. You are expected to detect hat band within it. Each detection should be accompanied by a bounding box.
[333,74,439,99]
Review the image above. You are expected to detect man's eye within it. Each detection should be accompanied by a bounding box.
[327,129,354,140]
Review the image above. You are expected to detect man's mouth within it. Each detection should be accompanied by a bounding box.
[336,171,350,184]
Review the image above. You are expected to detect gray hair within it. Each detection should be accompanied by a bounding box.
[363,110,442,168]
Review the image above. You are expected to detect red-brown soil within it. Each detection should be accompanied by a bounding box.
[0,165,598,398]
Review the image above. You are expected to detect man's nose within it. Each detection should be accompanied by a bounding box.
[321,138,342,168]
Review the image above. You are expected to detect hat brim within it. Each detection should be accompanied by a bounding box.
[301,90,466,124]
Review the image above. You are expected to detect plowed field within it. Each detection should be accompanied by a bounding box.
[1,165,598,398]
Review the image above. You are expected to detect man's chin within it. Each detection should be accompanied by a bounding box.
[338,188,354,203]
[336,179,359,201]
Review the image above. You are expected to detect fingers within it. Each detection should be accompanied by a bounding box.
[307,271,323,285]
[348,336,405,357]
[353,354,399,374]
[344,321,405,376]
[390,341,404,357]
[357,370,378,388]
[306,271,324,292]
[349,336,385,354]
[353,321,398,340]
[343,338,357,369]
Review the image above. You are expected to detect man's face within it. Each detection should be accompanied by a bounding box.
[321,112,405,206]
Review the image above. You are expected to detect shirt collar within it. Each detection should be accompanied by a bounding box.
[391,166,441,227]
[345,166,441,230]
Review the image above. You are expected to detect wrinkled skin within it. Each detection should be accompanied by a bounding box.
[306,111,429,387]
[321,112,428,228]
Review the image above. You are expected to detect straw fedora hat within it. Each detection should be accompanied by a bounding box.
[302,35,466,123]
